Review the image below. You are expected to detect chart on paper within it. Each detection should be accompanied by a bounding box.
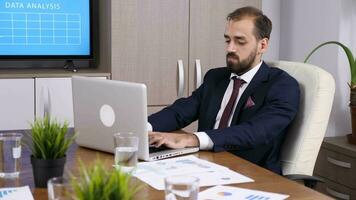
[133,155,254,190]
[0,186,34,200]
[0,12,81,45]
[198,186,289,200]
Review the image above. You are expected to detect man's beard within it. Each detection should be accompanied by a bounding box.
[226,47,257,75]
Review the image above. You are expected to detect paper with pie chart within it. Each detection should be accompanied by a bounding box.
[198,185,289,200]
[133,155,254,190]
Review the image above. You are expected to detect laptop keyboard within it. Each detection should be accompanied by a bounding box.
[149,145,169,153]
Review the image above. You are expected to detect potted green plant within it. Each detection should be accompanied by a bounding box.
[70,160,140,200]
[28,115,75,188]
[304,41,356,144]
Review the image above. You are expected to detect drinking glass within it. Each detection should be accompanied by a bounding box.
[0,133,23,178]
[47,177,70,200]
[113,132,139,172]
[165,176,199,200]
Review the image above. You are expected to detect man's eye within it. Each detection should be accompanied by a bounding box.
[225,40,230,43]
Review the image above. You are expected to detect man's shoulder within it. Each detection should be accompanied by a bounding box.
[206,67,228,74]
[262,66,300,97]
[265,63,298,85]
[205,67,229,78]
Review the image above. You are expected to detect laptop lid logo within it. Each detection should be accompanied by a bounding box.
[99,104,115,127]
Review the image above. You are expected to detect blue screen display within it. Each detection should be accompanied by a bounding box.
[0,0,90,56]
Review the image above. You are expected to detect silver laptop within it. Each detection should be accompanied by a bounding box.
[72,76,199,161]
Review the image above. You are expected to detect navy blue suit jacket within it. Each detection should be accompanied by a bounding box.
[148,62,300,173]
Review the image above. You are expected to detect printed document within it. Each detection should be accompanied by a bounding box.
[133,155,254,190]
[0,186,34,200]
[198,185,289,200]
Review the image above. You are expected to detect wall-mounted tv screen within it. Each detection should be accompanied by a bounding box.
[0,0,96,69]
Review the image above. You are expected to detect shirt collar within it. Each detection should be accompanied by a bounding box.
[230,61,263,84]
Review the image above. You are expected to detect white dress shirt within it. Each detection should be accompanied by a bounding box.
[194,61,262,150]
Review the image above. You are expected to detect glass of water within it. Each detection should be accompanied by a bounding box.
[47,177,70,200]
[165,176,199,200]
[0,133,23,179]
[113,132,138,172]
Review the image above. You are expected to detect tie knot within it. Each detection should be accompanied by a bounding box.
[232,77,245,88]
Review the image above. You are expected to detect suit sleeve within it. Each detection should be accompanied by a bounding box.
[148,80,205,132]
[206,74,300,152]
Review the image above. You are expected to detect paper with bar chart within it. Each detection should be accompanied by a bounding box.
[0,186,34,200]
[198,186,289,200]
[0,0,90,55]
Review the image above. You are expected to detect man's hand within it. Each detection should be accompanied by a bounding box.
[148,132,199,149]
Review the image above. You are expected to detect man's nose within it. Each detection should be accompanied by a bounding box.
[226,42,236,53]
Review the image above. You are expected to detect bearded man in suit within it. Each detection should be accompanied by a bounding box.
[148,6,300,174]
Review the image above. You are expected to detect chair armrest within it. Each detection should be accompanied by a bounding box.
[284,174,324,188]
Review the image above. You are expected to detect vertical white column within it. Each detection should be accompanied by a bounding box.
[52,14,55,44]
[11,13,14,44]
[25,13,28,45]
[66,14,68,44]
[78,14,81,44]
[39,13,41,44]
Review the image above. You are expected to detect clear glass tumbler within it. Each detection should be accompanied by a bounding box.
[0,133,23,178]
[165,176,199,200]
[47,177,70,200]
[113,132,139,172]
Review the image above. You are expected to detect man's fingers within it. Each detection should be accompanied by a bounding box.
[149,133,166,147]
[148,132,190,149]
[154,134,167,147]
[149,134,160,145]
[155,138,166,147]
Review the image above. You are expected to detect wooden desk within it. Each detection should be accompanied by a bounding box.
[1,144,331,199]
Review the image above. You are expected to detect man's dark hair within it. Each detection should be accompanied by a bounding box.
[227,6,272,40]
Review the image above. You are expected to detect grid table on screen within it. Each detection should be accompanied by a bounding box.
[0,12,81,45]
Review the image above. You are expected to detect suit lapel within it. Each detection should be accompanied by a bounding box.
[205,71,230,130]
[231,62,270,123]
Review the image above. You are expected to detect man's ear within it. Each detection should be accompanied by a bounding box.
[258,38,269,54]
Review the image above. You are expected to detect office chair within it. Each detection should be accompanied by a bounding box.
[267,60,335,188]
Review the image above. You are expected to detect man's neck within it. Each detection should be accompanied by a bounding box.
[237,60,262,76]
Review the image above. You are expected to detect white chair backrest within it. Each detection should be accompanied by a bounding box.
[267,60,335,176]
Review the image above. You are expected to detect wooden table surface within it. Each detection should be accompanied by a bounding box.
[0,143,332,200]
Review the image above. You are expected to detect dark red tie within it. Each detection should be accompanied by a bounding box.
[218,77,245,128]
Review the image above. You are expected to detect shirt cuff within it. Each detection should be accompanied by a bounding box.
[193,132,214,150]
[147,122,153,132]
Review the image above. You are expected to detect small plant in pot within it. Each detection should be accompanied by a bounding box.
[304,41,356,144]
[70,159,140,200]
[28,115,75,188]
